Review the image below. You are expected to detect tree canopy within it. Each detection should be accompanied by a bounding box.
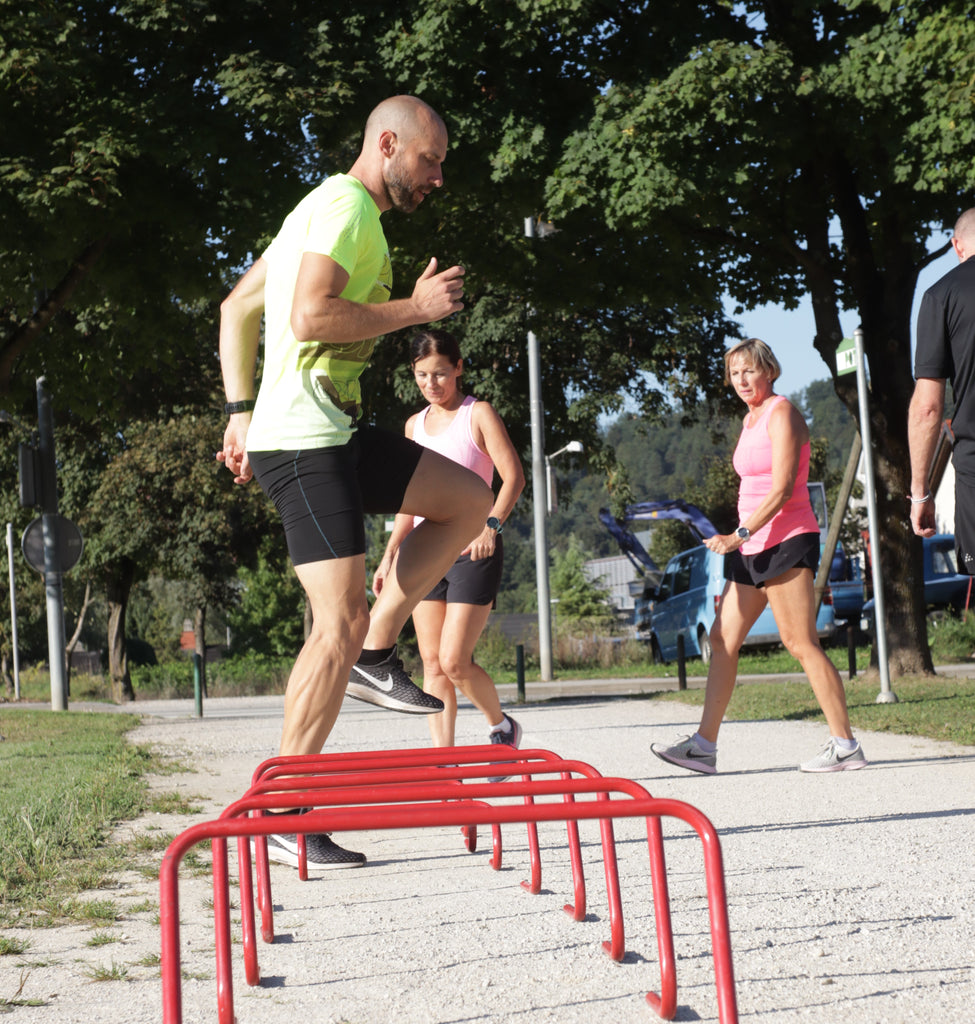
[3,0,974,677]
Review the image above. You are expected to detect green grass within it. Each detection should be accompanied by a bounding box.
[83,959,129,982]
[0,710,156,927]
[653,674,975,747]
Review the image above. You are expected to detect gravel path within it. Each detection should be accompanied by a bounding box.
[4,688,974,1023]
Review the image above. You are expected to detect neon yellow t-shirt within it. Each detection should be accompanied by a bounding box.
[246,174,392,450]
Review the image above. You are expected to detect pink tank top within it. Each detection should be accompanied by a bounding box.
[411,395,494,529]
[732,395,819,554]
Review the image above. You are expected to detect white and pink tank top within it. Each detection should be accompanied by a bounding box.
[732,394,819,554]
[412,395,494,528]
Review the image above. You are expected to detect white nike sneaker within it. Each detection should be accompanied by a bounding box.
[650,734,717,775]
[346,646,445,714]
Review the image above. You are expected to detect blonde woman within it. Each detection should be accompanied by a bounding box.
[652,339,867,774]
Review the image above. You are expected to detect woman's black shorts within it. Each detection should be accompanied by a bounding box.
[724,532,821,589]
[423,540,504,607]
[248,427,424,566]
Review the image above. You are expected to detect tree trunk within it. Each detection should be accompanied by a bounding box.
[194,604,207,698]
[64,578,94,693]
[807,190,934,677]
[2,653,12,699]
[106,560,137,702]
[304,596,313,640]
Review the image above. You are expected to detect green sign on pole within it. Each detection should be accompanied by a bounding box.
[836,337,857,376]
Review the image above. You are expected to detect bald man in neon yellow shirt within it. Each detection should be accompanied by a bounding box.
[218,96,492,869]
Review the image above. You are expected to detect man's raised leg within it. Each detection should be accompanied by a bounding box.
[346,449,492,710]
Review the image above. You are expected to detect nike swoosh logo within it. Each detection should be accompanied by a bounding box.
[353,665,394,692]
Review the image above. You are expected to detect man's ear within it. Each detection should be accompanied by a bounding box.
[378,129,398,158]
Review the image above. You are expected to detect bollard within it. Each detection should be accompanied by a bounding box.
[516,643,525,702]
[846,623,857,679]
[676,636,687,691]
[193,654,203,718]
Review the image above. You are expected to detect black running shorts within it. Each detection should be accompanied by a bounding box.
[249,427,424,565]
[724,532,821,589]
[423,540,504,607]
[954,474,975,575]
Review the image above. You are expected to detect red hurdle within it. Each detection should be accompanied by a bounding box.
[160,746,738,1024]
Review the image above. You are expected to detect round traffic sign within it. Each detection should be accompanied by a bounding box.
[22,515,84,574]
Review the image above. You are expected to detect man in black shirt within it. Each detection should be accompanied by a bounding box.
[909,208,975,571]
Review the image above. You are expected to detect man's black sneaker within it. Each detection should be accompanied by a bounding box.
[346,646,445,714]
[263,831,366,870]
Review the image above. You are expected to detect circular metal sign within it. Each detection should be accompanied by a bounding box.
[22,515,84,574]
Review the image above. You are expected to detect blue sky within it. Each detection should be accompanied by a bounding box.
[735,239,958,398]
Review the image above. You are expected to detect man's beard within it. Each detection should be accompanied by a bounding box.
[384,165,421,213]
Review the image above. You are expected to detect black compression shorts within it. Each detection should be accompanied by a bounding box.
[249,427,424,565]
[422,539,504,607]
[724,532,821,589]
[954,474,975,575]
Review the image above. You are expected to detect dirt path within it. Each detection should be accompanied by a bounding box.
[4,693,974,1023]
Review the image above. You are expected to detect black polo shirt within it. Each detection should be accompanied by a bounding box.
[915,255,975,481]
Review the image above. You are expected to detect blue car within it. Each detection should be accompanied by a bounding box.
[648,543,836,664]
[862,533,972,626]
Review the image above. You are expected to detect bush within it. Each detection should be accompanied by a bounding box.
[130,654,294,698]
[927,612,975,663]
[475,624,532,674]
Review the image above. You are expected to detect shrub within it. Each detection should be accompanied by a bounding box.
[927,611,975,663]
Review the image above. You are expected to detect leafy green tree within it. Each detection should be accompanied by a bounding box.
[6,0,972,678]
[225,539,305,658]
[551,541,614,627]
[547,0,975,673]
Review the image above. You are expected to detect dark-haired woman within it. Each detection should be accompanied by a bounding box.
[374,330,526,756]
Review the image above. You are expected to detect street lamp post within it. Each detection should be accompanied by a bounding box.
[545,441,584,515]
[524,216,555,680]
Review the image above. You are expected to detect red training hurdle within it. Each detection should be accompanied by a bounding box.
[160,745,738,1024]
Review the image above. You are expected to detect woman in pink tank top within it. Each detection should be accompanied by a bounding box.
[374,329,526,755]
[652,339,866,775]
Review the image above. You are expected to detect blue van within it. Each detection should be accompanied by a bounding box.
[648,544,836,664]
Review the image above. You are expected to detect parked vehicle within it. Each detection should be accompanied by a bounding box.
[826,554,867,622]
[646,543,836,664]
[862,533,973,626]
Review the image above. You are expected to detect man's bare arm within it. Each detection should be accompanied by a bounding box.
[290,253,464,344]
[908,376,946,537]
[217,258,267,484]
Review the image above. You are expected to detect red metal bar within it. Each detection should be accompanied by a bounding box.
[644,814,677,1019]
[210,838,234,1024]
[161,775,736,1024]
[230,751,670,1000]
[237,749,602,963]
[235,830,259,987]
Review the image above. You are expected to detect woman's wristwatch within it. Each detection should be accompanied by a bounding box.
[486,516,504,535]
[736,526,750,541]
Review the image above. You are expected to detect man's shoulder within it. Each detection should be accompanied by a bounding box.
[925,256,975,303]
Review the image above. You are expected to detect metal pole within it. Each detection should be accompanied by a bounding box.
[36,378,68,710]
[853,329,896,703]
[525,216,553,681]
[7,523,20,699]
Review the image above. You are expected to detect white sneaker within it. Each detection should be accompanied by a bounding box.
[651,734,717,775]
[799,739,868,773]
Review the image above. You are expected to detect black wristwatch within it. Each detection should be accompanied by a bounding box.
[486,516,504,535]
[224,400,256,415]
[736,526,750,541]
